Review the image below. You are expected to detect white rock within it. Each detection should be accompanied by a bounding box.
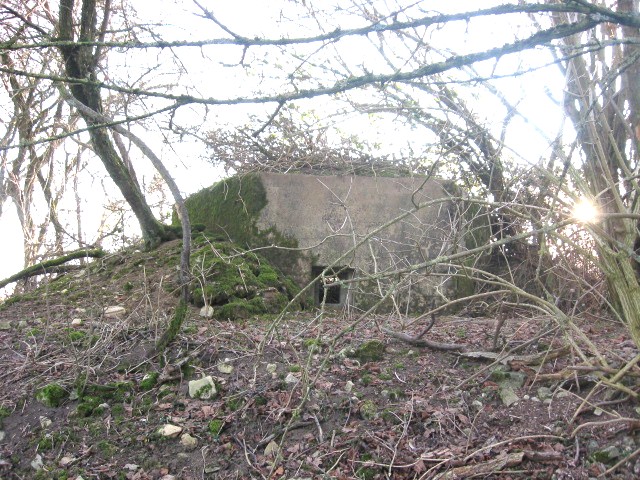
[344,381,354,393]
[31,454,43,470]
[103,306,126,318]
[285,372,298,384]
[217,362,234,374]
[71,318,83,326]
[124,463,139,471]
[160,475,176,480]
[188,376,217,399]
[180,433,198,449]
[199,306,214,318]
[158,424,183,438]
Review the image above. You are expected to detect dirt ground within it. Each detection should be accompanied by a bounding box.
[1,242,640,479]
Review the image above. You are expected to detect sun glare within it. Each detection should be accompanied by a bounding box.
[572,199,599,223]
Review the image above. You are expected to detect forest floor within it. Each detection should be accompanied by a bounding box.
[1,241,640,479]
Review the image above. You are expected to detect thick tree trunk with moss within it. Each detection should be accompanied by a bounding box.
[598,246,640,347]
[57,0,171,249]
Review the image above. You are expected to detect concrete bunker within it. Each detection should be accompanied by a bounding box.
[183,172,472,312]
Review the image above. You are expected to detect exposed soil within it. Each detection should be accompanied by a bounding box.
[1,240,640,479]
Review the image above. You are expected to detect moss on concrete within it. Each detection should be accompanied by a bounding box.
[179,174,313,306]
[176,173,268,246]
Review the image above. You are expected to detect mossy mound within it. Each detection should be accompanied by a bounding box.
[190,237,301,319]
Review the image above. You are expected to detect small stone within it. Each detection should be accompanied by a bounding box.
[31,454,43,470]
[498,386,519,407]
[71,318,83,326]
[124,464,139,471]
[158,424,183,438]
[103,306,126,318]
[285,372,298,384]
[537,387,552,401]
[345,380,354,393]
[199,306,214,318]
[188,376,217,399]
[523,394,530,400]
[180,433,198,449]
[39,416,52,428]
[160,475,176,480]
[59,456,75,467]
[217,362,234,374]
[266,363,277,374]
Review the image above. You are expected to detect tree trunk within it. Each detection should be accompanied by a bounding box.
[57,0,170,249]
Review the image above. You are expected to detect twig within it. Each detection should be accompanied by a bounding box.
[572,417,640,438]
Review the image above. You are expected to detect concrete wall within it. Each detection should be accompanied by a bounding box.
[255,173,457,311]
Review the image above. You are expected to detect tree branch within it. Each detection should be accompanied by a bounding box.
[0,248,105,289]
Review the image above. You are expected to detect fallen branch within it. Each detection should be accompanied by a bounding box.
[459,346,570,365]
[382,327,569,365]
[382,327,467,351]
[0,248,105,289]
[433,451,524,479]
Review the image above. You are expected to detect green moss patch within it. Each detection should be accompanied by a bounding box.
[36,383,68,408]
[348,340,386,363]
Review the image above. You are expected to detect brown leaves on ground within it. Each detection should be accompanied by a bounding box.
[1,254,640,478]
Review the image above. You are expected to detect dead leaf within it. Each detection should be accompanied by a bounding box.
[264,440,279,457]
[413,459,426,474]
[201,405,216,417]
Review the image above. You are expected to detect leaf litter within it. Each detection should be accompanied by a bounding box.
[0,241,639,478]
